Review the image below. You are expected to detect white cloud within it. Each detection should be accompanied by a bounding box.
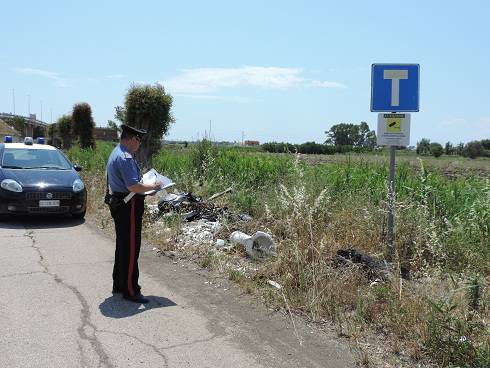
[163,66,346,95]
[13,67,67,87]
[311,80,347,88]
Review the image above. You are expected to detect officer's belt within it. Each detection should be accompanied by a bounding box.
[112,191,140,204]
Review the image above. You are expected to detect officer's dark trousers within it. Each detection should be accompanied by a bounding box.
[110,194,145,297]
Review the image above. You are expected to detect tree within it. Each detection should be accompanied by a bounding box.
[325,123,356,146]
[325,122,376,149]
[114,106,125,123]
[357,121,370,146]
[116,83,174,165]
[416,138,431,155]
[480,139,490,157]
[365,130,377,149]
[430,142,444,158]
[480,139,490,150]
[445,142,454,155]
[47,124,57,146]
[56,115,73,149]
[107,120,121,135]
[72,102,96,149]
[463,141,483,159]
[455,142,465,156]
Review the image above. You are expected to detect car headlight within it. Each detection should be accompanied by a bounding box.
[1,179,23,193]
[72,179,85,193]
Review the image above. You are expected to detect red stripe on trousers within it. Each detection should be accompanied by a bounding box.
[128,197,135,296]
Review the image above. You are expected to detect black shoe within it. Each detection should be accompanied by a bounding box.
[123,293,149,304]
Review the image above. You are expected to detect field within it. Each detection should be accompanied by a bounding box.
[69,142,490,367]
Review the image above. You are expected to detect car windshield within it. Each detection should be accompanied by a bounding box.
[1,148,72,170]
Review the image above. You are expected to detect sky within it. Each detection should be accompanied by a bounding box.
[1,0,489,145]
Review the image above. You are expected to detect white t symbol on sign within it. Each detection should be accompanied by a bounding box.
[383,70,408,107]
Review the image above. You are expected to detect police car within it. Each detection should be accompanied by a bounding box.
[0,136,87,219]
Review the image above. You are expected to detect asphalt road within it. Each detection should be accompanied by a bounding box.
[0,217,355,368]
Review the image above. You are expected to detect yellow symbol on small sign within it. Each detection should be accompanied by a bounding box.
[387,118,401,133]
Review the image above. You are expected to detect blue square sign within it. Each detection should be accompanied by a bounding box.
[371,64,420,112]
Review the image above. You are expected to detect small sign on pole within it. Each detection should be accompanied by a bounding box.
[377,113,411,147]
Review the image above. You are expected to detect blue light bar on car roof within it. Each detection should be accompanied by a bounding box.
[37,137,45,144]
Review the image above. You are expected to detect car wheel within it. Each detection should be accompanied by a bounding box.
[72,210,86,220]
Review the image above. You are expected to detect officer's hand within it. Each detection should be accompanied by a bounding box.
[148,182,162,196]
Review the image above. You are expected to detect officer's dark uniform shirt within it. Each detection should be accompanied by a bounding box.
[107,144,140,193]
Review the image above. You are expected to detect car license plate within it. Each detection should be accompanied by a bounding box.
[39,200,60,207]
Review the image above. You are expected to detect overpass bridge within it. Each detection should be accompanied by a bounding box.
[0,113,49,137]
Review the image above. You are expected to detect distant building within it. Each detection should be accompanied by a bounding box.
[94,127,118,141]
[0,119,22,142]
[244,140,260,146]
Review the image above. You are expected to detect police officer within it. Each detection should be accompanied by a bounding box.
[106,124,161,303]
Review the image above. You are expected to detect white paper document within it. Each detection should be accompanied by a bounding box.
[141,168,176,195]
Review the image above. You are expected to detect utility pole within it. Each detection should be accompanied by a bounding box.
[241,131,244,145]
[50,109,53,124]
[12,88,15,114]
[40,100,43,121]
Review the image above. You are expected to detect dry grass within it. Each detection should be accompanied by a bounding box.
[76,143,490,367]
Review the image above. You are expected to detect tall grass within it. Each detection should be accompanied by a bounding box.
[70,141,490,366]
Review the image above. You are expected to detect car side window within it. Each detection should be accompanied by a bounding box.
[2,152,15,165]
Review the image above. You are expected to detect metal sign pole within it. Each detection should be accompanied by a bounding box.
[387,145,396,260]
[372,63,419,261]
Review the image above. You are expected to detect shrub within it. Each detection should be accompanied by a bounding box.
[463,141,484,159]
[430,142,444,158]
[72,102,96,149]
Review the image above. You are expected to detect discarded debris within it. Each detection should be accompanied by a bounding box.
[230,231,275,258]
[206,186,232,201]
[237,213,253,222]
[158,192,201,213]
[333,248,410,280]
[267,280,282,289]
[214,239,226,248]
[157,191,234,222]
[175,220,221,248]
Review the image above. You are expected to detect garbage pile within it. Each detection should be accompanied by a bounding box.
[152,185,276,258]
[175,219,221,248]
[157,191,233,222]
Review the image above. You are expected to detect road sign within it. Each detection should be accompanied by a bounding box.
[371,64,420,112]
[377,113,411,146]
